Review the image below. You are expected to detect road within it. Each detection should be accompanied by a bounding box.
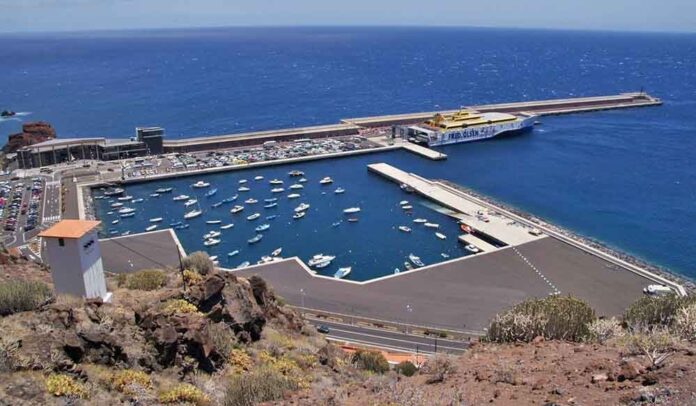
[307,319,470,355]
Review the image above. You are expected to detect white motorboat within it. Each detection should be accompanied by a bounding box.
[205,188,218,197]
[220,223,234,230]
[117,195,133,201]
[204,231,221,239]
[334,187,345,194]
[149,193,160,198]
[465,244,480,253]
[254,176,264,181]
[271,248,282,257]
[334,267,351,279]
[230,205,244,214]
[289,184,304,190]
[149,217,163,223]
[247,213,261,221]
[287,193,300,199]
[184,199,198,207]
[398,226,411,233]
[192,181,210,188]
[308,254,335,267]
[238,186,250,192]
[145,225,158,232]
[293,211,306,219]
[288,170,304,177]
[228,250,240,257]
[408,253,425,267]
[399,200,409,206]
[264,202,278,208]
[111,202,124,208]
[204,238,221,247]
[269,179,283,185]
[237,261,251,269]
[132,198,144,203]
[111,219,119,225]
[118,207,135,214]
[120,212,135,218]
[238,179,247,184]
[244,198,258,204]
[209,255,218,262]
[271,187,285,193]
[441,253,450,259]
[343,207,361,214]
[424,223,439,229]
[206,220,222,225]
[402,205,413,210]
[155,187,173,193]
[413,218,428,224]
[184,209,202,219]
[319,176,333,184]
[435,232,447,240]
[294,203,310,213]
[255,223,270,232]
[173,194,189,201]
[298,178,308,183]
[248,234,263,244]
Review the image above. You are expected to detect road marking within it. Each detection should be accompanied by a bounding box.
[512,246,561,295]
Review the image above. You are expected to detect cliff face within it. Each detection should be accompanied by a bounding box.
[2,122,56,153]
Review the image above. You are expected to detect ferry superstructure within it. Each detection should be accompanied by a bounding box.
[393,109,536,147]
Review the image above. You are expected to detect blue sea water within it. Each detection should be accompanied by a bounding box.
[1,27,695,279]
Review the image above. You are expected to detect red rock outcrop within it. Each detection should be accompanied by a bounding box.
[3,122,56,153]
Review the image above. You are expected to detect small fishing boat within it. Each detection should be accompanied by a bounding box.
[254,176,264,181]
[150,193,160,198]
[408,253,425,267]
[184,199,198,207]
[271,187,285,193]
[204,238,221,247]
[347,218,359,223]
[287,193,300,199]
[118,207,135,214]
[223,195,238,203]
[465,244,480,253]
[298,178,308,183]
[402,205,413,210]
[343,207,361,214]
[293,211,306,219]
[288,170,304,177]
[255,223,270,232]
[435,232,447,240]
[441,253,450,259]
[204,231,221,239]
[269,179,283,185]
[206,220,222,225]
[424,223,439,229]
[220,223,234,230]
[205,188,218,197]
[145,225,158,232]
[238,186,250,192]
[230,205,244,214]
[132,198,144,203]
[120,212,135,218]
[111,219,119,225]
[264,202,278,209]
[117,195,133,201]
[155,187,173,193]
[334,187,345,194]
[238,179,247,184]
[266,215,278,220]
[149,217,163,223]
[228,250,240,257]
[184,209,202,219]
[237,261,251,269]
[334,267,352,279]
[308,254,336,267]
[271,248,282,257]
[244,198,258,204]
[111,202,124,208]
[264,197,278,203]
[170,221,183,227]
[398,226,411,233]
[294,203,310,212]
[247,213,261,221]
[212,201,223,208]
[289,184,304,190]
[248,234,263,244]
[413,218,428,224]
[319,176,333,184]
[192,181,210,188]
[174,224,190,230]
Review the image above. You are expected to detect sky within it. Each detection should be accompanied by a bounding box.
[0,0,695,34]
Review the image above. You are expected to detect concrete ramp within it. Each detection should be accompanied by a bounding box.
[458,234,498,253]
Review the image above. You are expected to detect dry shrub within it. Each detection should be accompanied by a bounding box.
[208,322,238,360]
[351,349,389,374]
[421,354,458,384]
[182,251,215,275]
[673,302,696,342]
[620,328,676,368]
[223,367,299,406]
[486,295,595,343]
[161,299,198,315]
[159,383,209,405]
[45,373,89,399]
[183,269,204,285]
[623,294,696,331]
[0,280,53,316]
[587,317,625,343]
[125,269,166,291]
[394,360,418,377]
[110,369,151,394]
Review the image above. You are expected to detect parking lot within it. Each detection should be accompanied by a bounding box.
[0,178,44,245]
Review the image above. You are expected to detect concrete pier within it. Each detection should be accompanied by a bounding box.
[401,142,447,160]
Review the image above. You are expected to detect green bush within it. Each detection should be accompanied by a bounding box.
[223,367,299,406]
[623,294,696,331]
[125,269,166,291]
[351,349,389,374]
[486,295,596,343]
[182,251,215,275]
[394,360,417,377]
[0,280,53,316]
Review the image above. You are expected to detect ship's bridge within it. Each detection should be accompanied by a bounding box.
[425,109,518,130]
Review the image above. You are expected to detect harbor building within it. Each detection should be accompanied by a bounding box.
[38,219,111,301]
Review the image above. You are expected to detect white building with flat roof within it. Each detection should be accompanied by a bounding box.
[39,219,111,301]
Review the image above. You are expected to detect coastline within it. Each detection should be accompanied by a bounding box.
[438,179,695,292]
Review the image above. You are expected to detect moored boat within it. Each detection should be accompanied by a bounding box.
[192,181,210,188]
[255,223,270,232]
[435,232,447,240]
[205,188,218,197]
[248,234,263,244]
[220,223,234,230]
[206,220,222,225]
[149,217,163,223]
[408,253,425,267]
[230,205,244,214]
[246,213,261,221]
[319,176,333,184]
[145,224,158,232]
[343,207,361,214]
[398,226,411,233]
[184,209,202,219]
[334,187,345,194]
[334,267,352,279]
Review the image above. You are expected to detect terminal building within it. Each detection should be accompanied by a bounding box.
[15,127,165,169]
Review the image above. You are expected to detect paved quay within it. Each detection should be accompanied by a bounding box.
[100,229,184,274]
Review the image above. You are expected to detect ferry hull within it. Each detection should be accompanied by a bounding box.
[424,115,536,147]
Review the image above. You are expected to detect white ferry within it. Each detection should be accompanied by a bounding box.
[393,109,536,147]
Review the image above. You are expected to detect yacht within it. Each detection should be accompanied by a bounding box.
[269,179,284,185]
[408,253,425,267]
[247,213,261,221]
[334,267,352,279]
[205,188,218,197]
[230,205,244,214]
[145,224,158,232]
[118,207,136,214]
[238,186,250,192]
[334,187,345,194]
[413,218,428,224]
[308,254,335,267]
[287,193,300,199]
[319,176,333,184]
[435,232,447,240]
[220,223,234,230]
[244,198,258,204]
[206,220,222,225]
[155,187,173,193]
[293,211,306,219]
[424,223,439,229]
[192,181,210,188]
[398,226,411,233]
[184,199,198,207]
[184,209,202,219]
[204,238,221,247]
[255,223,270,232]
[248,234,263,244]
[343,207,361,214]
[149,217,163,223]
[294,203,310,213]
[204,231,221,239]
[271,187,285,193]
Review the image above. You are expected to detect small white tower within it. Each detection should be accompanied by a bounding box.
[39,219,111,301]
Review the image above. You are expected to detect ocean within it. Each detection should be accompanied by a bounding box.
[1,27,695,280]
